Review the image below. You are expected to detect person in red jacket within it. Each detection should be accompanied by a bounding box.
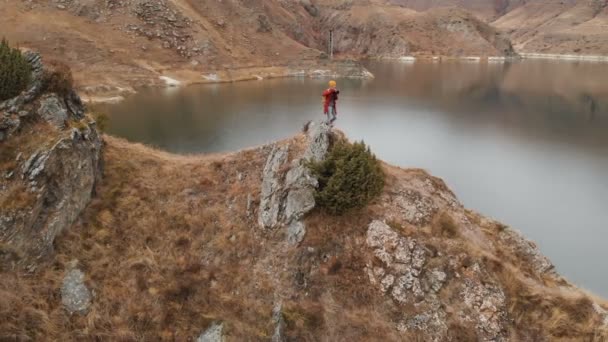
[322,80,340,124]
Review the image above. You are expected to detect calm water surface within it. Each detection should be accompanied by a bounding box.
[103,60,608,297]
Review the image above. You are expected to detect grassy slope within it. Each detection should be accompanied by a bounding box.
[1,133,607,340]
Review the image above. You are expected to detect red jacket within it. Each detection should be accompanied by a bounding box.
[322,88,339,114]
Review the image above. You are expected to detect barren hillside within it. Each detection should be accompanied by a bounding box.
[1,54,608,340]
[493,0,608,55]
[388,0,527,20]
[1,0,520,100]
[319,4,515,58]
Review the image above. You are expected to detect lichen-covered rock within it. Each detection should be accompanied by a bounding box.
[302,121,331,163]
[366,221,428,303]
[61,268,92,315]
[38,94,69,128]
[499,226,555,275]
[196,322,224,342]
[257,121,331,245]
[461,276,508,340]
[287,221,306,245]
[365,220,509,341]
[258,144,289,229]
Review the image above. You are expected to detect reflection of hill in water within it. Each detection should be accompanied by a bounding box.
[367,60,608,151]
[373,60,608,118]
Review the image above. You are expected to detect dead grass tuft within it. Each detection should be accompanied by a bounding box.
[0,183,35,211]
[432,211,460,238]
[42,59,73,97]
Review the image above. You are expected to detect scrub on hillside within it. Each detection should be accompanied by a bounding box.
[322,80,340,124]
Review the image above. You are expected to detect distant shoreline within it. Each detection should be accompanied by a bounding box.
[518,53,608,62]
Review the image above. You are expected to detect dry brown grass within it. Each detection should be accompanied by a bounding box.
[1,134,605,340]
[431,211,460,238]
[0,121,54,172]
[42,59,74,97]
[0,183,35,211]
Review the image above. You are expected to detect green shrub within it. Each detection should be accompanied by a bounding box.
[0,38,31,101]
[308,139,385,215]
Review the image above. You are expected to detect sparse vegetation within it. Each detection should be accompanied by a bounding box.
[308,139,385,215]
[41,59,73,96]
[432,211,460,238]
[0,38,31,101]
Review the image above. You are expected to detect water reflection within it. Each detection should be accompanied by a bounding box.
[103,60,608,297]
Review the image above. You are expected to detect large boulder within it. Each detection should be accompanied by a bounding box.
[0,52,102,270]
[257,121,332,245]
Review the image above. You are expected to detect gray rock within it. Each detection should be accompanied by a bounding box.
[272,302,285,342]
[197,322,224,342]
[38,95,69,129]
[257,120,331,243]
[284,188,315,223]
[4,123,102,269]
[303,121,331,163]
[287,221,306,245]
[398,310,448,341]
[258,145,289,229]
[499,226,554,275]
[61,268,92,314]
[0,129,5,142]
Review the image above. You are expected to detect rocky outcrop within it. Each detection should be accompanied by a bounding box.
[319,5,517,58]
[61,266,92,315]
[366,220,508,341]
[196,322,224,342]
[258,121,331,245]
[271,302,285,342]
[0,52,102,270]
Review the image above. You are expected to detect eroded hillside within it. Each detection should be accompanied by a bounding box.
[492,0,608,55]
[1,0,520,100]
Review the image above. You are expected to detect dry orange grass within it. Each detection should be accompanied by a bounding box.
[1,133,606,340]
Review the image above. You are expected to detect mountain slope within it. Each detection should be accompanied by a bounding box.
[493,0,608,55]
[319,4,515,58]
[388,0,527,20]
[1,0,519,100]
[1,55,607,340]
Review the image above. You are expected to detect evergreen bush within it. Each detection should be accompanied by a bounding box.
[0,38,31,101]
[309,139,385,215]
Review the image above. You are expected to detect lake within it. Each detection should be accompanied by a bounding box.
[101,60,608,297]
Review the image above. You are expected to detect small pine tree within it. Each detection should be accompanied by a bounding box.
[0,38,31,101]
[308,139,385,215]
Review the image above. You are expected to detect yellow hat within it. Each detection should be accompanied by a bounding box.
[329,80,337,87]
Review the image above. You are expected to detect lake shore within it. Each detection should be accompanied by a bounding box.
[81,60,373,104]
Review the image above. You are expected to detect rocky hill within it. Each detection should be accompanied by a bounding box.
[1,57,608,341]
[1,0,519,100]
[319,4,515,58]
[388,0,527,20]
[390,0,608,56]
[493,0,608,55]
